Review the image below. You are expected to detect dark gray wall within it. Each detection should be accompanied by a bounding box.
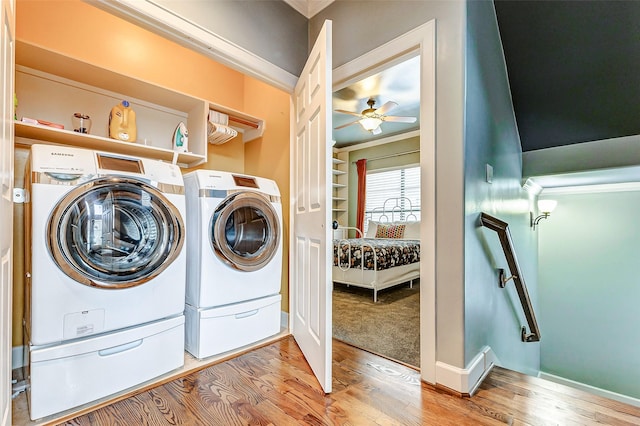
[310,1,460,69]
[154,0,308,75]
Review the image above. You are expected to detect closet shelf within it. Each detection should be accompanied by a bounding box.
[209,104,265,143]
[15,121,205,167]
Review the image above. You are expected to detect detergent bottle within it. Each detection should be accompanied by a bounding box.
[109,100,137,142]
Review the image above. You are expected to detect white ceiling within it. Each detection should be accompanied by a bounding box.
[332,55,420,148]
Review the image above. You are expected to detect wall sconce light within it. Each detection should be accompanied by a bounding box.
[530,199,557,230]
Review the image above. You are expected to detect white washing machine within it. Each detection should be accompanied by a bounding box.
[183,169,282,358]
[25,144,187,419]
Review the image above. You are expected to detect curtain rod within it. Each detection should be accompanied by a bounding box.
[351,149,419,163]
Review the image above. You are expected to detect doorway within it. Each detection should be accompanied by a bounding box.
[331,20,436,383]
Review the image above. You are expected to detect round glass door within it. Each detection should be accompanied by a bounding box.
[210,192,280,272]
[47,176,184,289]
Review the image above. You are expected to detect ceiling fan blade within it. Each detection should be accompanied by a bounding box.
[383,116,417,123]
[334,109,364,118]
[371,126,382,135]
[374,101,398,116]
[334,120,360,130]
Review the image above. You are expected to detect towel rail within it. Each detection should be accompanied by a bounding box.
[480,212,541,342]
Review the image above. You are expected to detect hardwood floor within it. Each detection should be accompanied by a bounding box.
[54,336,640,425]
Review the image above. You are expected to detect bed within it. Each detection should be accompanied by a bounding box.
[332,198,420,302]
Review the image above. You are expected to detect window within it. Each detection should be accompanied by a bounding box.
[365,166,420,233]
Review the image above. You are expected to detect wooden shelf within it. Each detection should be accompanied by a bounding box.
[15,40,265,164]
[15,122,205,168]
[332,151,349,225]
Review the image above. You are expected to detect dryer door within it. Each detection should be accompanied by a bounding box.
[210,192,280,272]
[47,176,185,289]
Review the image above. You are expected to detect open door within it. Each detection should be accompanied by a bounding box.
[290,20,333,393]
[0,0,14,423]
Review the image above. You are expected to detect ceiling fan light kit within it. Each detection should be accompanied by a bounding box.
[359,116,383,132]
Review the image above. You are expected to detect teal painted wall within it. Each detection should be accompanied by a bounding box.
[539,190,640,399]
[464,1,540,373]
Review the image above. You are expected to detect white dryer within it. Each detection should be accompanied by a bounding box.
[183,169,282,358]
[25,144,187,419]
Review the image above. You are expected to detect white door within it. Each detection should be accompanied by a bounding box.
[290,20,333,393]
[0,0,14,424]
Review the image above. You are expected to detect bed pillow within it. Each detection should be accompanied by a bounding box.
[365,221,379,238]
[375,223,406,239]
[401,221,420,239]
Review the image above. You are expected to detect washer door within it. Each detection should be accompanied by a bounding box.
[210,192,280,272]
[47,176,185,289]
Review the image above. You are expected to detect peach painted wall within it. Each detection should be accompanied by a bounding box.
[243,77,291,309]
[13,0,291,346]
[16,0,243,110]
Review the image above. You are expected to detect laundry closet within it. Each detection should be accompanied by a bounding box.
[11,1,292,422]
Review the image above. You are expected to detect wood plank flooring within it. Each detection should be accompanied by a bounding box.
[55,336,640,425]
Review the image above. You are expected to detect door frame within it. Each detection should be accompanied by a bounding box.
[332,20,436,384]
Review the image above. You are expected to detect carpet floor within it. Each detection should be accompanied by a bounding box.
[332,280,420,368]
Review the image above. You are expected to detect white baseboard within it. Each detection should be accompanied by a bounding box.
[12,345,25,370]
[538,371,640,408]
[436,346,495,394]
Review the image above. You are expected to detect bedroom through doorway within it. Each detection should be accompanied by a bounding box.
[331,54,422,369]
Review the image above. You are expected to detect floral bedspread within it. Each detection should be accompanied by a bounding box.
[333,238,420,271]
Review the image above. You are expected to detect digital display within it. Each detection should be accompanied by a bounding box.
[97,154,143,174]
[233,175,259,188]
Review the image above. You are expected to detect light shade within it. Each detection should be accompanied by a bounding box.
[359,117,382,132]
[537,199,557,214]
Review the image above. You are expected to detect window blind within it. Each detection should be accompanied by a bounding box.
[364,166,420,232]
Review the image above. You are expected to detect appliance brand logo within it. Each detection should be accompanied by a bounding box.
[51,152,74,157]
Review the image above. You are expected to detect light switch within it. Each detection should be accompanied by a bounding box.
[486,164,493,183]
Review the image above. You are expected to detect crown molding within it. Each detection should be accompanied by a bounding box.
[283,0,334,18]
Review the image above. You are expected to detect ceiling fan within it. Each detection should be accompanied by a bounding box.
[334,98,417,135]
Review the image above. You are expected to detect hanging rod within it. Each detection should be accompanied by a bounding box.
[228,115,260,129]
[351,149,419,163]
[210,109,261,130]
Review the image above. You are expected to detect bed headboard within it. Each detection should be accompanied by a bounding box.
[365,197,420,239]
[366,197,418,223]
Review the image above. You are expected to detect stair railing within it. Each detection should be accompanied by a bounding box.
[480,212,541,342]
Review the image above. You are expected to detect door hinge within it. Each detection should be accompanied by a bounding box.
[13,188,27,203]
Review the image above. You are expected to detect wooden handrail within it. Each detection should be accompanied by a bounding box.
[480,213,541,342]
